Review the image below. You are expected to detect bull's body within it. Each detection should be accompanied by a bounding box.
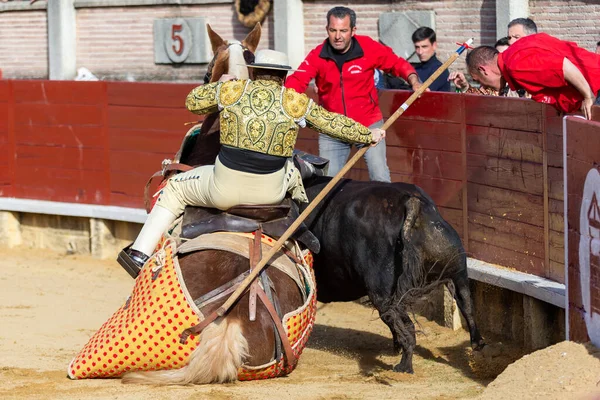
[303,177,484,373]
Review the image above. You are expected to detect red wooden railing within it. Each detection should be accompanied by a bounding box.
[2,79,600,283]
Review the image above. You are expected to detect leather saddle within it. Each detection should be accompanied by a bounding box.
[181,198,320,254]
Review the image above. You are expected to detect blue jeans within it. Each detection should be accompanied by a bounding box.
[318,120,391,182]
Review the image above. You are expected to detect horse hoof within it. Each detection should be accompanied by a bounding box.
[392,364,414,374]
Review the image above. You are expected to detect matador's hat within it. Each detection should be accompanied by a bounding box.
[241,49,304,72]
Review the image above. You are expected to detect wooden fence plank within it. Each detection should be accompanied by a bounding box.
[387,147,463,181]
[13,166,107,204]
[464,95,543,132]
[0,81,8,102]
[15,145,105,170]
[380,91,464,123]
[108,105,195,131]
[14,103,103,126]
[107,82,197,108]
[468,239,546,277]
[467,154,544,195]
[469,210,545,258]
[386,119,462,152]
[109,128,186,154]
[466,125,543,163]
[393,172,463,209]
[11,81,105,104]
[467,182,544,227]
[110,150,173,175]
[14,125,105,148]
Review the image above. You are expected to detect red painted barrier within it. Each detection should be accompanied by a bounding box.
[2,79,599,282]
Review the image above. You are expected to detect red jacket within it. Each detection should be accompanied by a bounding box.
[286,35,417,127]
[498,33,600,113]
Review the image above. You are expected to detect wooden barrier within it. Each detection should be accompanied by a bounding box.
[564,116,600,347]
[1,79,599,285]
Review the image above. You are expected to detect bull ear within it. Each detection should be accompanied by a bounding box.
[242,23,261,53]
[206,24,225,55]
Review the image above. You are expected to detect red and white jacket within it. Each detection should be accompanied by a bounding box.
[286,35,417,127]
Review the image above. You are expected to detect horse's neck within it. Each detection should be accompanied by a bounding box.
[227,41,249,80]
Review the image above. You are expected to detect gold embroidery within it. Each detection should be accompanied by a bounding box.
[185,83,219,114]
[186,79,371,158]
[282,88,311,119]
[219,80,246,107]
[306,104,372,144]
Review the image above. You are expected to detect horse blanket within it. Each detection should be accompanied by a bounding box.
[68,232,316,381]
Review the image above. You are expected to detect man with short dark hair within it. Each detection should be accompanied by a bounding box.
[596,40,600,55]
[507,17,538,45]
[411,27,450,92]
[285,6,421,182]
[466,33,600,119]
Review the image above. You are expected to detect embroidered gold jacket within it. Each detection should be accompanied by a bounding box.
[185,79,372,158]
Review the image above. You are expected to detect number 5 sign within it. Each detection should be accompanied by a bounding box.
[154,18,211,64]
[165,19,192,63]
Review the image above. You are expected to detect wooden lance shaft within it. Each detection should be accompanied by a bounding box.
[216,38,474,317]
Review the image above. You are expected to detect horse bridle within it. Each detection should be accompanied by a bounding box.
[203,42,256,84]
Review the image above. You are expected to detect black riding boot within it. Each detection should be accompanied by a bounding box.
[117,246,149,279]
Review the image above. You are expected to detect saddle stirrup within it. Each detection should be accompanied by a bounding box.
[117,245,150,279]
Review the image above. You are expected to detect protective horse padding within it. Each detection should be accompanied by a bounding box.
[68,241,201,379]
[68,234,316,381]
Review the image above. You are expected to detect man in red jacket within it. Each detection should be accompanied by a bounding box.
[286,6,422,182]
[466,33,600,119]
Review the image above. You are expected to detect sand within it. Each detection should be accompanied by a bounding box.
[0,246,598,399]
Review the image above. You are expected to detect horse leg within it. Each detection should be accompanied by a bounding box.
[380,305,416,374]
[451,268,485,350]
[122,315,249,385]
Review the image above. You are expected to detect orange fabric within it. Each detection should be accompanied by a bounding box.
[68,234,316,381]
[68,240,201,379]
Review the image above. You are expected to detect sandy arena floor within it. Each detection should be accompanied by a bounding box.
[0,246,599,400]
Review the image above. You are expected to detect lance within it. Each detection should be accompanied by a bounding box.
[180,38,475,342]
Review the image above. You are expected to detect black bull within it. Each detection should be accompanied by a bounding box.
[301,177,485,373]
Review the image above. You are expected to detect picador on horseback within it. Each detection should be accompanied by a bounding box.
[70,18,484,384]
[117,49,385,277]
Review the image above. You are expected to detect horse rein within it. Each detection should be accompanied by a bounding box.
[203,42,255,84]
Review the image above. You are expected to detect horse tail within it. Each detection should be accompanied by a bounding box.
[122,318,248,385]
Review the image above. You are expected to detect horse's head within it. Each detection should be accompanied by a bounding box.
[204,23,261,83]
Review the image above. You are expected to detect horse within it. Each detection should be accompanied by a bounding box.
[119,24,312,385]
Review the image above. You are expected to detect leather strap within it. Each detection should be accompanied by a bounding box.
[248,228,262,322]
[143,163,194,213]
[193,270,251,309]
[179,309,220,344]
[257,287,297,368]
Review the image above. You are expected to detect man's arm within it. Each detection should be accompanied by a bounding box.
[563,57,596,120]
[305,102,373,144]
[285,49,320,94]
[374,40,421,91]
[185,82,221,115]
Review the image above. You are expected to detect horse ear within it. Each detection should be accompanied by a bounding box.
[206,23,225,55]
[242,23,261,53]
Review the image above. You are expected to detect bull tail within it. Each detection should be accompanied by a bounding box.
[393,197,427,307]
[122,318,248,385]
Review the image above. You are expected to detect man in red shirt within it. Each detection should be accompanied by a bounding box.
[466,33,600,119]
[285,6,421,182]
